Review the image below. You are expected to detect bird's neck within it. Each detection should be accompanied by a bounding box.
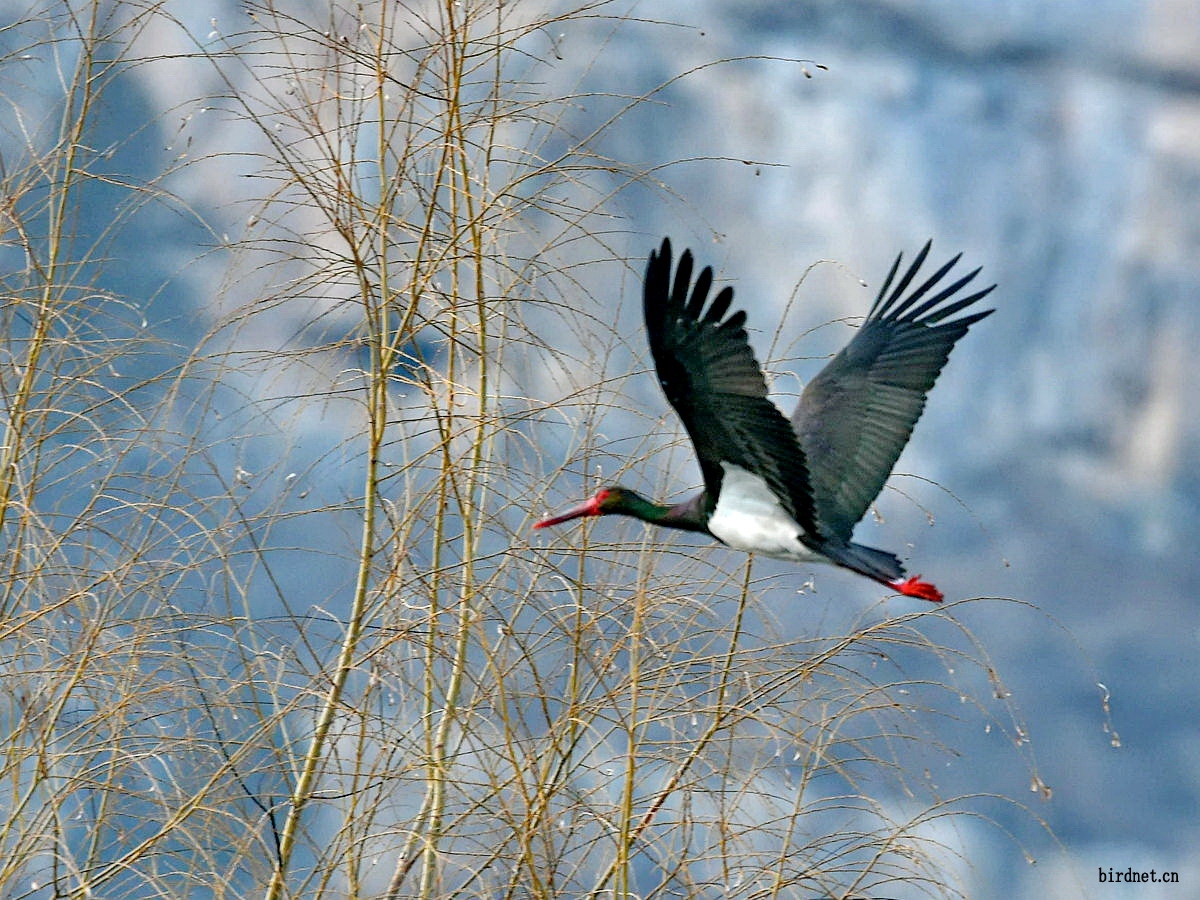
[626,490,710,533]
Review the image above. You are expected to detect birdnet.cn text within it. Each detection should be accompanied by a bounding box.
[1099,867,1179,885]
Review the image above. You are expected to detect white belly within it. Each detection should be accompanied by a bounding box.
[707,464,824,563]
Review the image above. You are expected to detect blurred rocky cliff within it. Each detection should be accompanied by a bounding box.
[581,2,1200,893]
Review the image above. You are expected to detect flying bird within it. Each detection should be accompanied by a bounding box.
[535,238,995,602]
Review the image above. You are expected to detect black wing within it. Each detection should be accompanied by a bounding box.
[644,238,817,534]
[791,241,995,541]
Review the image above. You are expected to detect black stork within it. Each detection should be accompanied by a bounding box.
[535,238,995,602]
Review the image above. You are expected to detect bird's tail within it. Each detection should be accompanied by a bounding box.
[820,540,904,582]
[819,540,944,603]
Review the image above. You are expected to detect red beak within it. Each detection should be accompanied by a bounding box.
[534,496,601,529]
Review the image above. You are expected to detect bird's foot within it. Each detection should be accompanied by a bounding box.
[889,575,944,603]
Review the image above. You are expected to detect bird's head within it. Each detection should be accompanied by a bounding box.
[533,486,650,528]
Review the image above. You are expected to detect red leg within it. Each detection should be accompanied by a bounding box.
[889,575,944,603]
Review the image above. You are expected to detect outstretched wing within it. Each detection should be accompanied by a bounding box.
[644,238,817,535]
[791,241,995,541]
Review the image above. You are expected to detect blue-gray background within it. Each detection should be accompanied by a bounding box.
[567,5,1200,895]
[6,1,1198,897]
[543,6,1200,892]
